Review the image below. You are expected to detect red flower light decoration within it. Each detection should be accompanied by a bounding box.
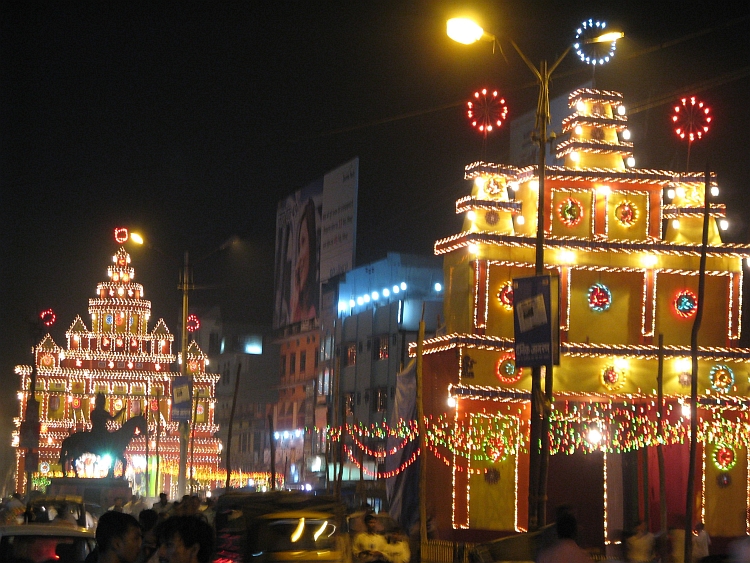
[558,197,584,227]
[496,352,523,385]
[467,89,508,135]
[497,282,514,311]
[713,445,736,471]
[674,289,698,318]
[187,314,200,332]
[672,96,711,142]
[40,308,56,327]
[114,227,129,244]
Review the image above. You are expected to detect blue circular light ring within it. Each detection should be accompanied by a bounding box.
[710,364,734,393]
[574,19,618,66]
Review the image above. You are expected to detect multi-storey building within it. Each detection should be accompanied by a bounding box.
[13,240,222,496]
[420,87,750,550]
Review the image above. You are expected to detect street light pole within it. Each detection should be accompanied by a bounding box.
[447,18,622,530]
[177,252,190,499]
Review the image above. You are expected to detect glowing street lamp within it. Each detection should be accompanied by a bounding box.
[448,16,622,531]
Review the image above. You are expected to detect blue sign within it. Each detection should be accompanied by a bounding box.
[513,275,560,367]
[171,376,193,422]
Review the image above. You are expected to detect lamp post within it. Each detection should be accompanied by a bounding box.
[447,18,622,530]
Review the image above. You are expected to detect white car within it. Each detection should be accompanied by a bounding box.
[0,524,96,563]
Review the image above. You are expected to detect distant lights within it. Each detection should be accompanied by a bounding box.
[363,294,371,303]
[400,282,407,290]
[382,288,390,298]
[586,426,603,445]
[392,285,400,294]
[467,210,477,221]
[574,125,583,135]
[672,218,681,230]
[626,157,636,167]
[447,396,457,408]
[468,243,479,255]
[666,188,676,200]
[641,254,658,268]
[434,282,442,292]
[515,215,525,225]
[576,101,586,113]
[529,180,539,191]
[371,291,379,301]
[356,297,364,306]
[617,105,626,116]
[710,186,719,197]
[621,129,631,140]
[596,185,611,196]
[719,219,729,231]
[570,151,580,163]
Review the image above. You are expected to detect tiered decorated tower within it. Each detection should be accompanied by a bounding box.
[422,88,750,549]
[14,242,222,496]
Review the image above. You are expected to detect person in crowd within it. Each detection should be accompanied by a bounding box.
[95,510,143,563]
[152,493,170,516]
[135,509,160,563]
[692,521,710,562]
[155,514,215,563]
[536,511,592,563]
[353,513,390,563]
[627,520,655,563]
[384,527,410,563]
[109,497,125,512]
[124,494,147,519]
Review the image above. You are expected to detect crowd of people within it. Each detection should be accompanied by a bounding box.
[352,512,410,563]
[88,493,217,563]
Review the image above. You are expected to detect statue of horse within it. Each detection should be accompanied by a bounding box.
[59,415,148,478]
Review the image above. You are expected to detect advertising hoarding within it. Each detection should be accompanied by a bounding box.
[273,158,358,329]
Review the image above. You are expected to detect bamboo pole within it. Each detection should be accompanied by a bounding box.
[225,363,242,491]
[417,304,427,547]
[684,164,710,562]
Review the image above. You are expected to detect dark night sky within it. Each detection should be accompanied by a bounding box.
[1,2,748,488]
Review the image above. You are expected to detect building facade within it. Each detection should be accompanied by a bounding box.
[421,87,750,549]
[13,243,223,497]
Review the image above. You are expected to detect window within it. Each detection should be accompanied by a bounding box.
[372,388,388,413]
[345,393,354,416]
[319,369,330,395]
[374,335,389,361]
[314,348,319,368]
[345,344,357,367]
[299,351,307,374]
[290,352,296,375]
[280,355,286,377]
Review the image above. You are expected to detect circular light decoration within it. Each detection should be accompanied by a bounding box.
[497,282,514,311]
[601,364,625,391]
[150,399,159,412]
[188,360,199,372]
[496,352,523,384]
[558,197,584,227]
[674,289,698,318]
[467,89,509,135]
[574,19,618,66]
[186,314,200,332]
[678,371,691,388]
[113,398,123,411]
[40,308,56,327]
[713,444,737,471]
[614,200,638,227]
[587,283,612,312]
[709,364,734,393]
[72,397,82,409]
[105,314,114,325]
[672,96,711,143]
[114,227,129,244]
[40,354,54,367]
[485,210,499,225]
[484,468,500,485]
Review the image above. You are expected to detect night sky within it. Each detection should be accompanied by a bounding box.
[1,2,748,489]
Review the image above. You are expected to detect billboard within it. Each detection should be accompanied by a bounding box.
[274,158,358,329]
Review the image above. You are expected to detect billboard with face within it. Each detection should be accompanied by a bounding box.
[273,158,358,330]
[274,180,323,330]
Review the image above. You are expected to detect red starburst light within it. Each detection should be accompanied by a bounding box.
[40,308,56,327]
[187,314,200,332]
[467,89,508,134]
[114,227,129,244]
[672,96,711,142]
